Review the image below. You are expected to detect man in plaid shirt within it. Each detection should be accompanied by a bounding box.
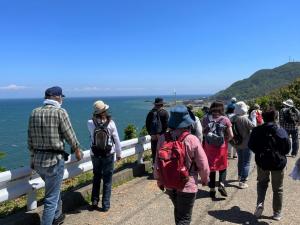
[279,99,300,158]
[28,86,82,225]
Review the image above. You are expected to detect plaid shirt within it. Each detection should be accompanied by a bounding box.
[28,105,80,167]
[279,108,299,131]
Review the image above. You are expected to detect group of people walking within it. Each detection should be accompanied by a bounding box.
[27,86,299,225]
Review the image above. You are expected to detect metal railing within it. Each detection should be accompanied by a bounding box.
[0,135,151,211]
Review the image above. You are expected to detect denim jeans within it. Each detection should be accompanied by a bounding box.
[166,190,197,225]
[237,148,252,182]
[208,169,227,188]
[35,159,64,225]
[91,154,114,209]
[286,129,299,156]
[256,166,284,214]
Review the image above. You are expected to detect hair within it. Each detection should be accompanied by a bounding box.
[93,111,111,122]
[209,101,225,115]
[262,108,277,123]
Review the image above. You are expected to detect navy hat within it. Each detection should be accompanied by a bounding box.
[168,105,194,129]
[154,97,165,105]
[45,86,65,97]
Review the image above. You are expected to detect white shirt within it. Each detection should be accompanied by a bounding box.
[87,119,122,157]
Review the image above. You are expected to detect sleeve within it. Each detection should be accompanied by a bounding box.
[194,117,203,142]
[59,110,80,152]
[145,111,153,134]
[87,120,94,147]
[193,140,210,184]
[27,114,34,156]
[246,117,256,130]
[161,109,169,133]
[250,110,257,126]
[279,109,285,127]
[248,128,259,154]
[110,120,122,158]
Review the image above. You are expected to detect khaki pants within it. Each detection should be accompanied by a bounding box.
[256,166,284,214]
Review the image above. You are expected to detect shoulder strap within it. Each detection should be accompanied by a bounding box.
[178,131,190,142]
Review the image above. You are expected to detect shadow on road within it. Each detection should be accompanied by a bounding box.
[208,206,270,225]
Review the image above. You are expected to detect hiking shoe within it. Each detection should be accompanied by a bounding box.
[88,201,98,211]
[209,191,216,199]
[218,184,228,197]
[101,207,110,212]
[254,203,264,218]
[239,182,248,189]
[272,212,282,221]
[52,213,65,225]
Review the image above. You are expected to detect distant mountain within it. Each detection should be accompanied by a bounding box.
[212,62,300,100]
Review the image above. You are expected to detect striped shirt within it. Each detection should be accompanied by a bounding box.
[28,104,80,167]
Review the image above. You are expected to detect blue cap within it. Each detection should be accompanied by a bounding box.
[168,105,194,129]
[45,86,65,97]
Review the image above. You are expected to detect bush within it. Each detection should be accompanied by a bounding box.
[139,125,148,137]
[194,109,205,119]
[0,152,6,172]
[124,124,137,140]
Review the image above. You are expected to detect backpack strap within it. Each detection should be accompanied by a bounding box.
[178,131,190,142]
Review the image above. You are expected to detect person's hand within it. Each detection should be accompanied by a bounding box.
[74,148,83,161]
[116,156,121,161]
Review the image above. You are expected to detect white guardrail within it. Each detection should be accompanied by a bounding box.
[0,135,151,211]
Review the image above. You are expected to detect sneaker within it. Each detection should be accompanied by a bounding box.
[218,183,228,197]
[239,182,248,189]
[88,200,98,211]
[52,213,65,225]
[101,207,110,212]
[272,212,282,221]
[254,203,264,218]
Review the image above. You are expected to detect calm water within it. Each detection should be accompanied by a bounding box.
[0,95,207,170]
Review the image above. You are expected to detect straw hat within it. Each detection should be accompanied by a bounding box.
[93,100,109,114]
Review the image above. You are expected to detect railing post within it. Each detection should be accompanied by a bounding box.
[137,137,146,164]
[27,189,37,211]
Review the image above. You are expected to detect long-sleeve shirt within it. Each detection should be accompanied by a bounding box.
[279,107,300,131]
[232,114,255,149]
[154,129,210,193]
[145,107,169,135]
[87,119,122,158]
[28,105,80,167]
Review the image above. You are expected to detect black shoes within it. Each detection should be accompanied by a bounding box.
[209,191,216,198]
[88,201,99,211]
[52,213,65,225]
[218,185,228,197]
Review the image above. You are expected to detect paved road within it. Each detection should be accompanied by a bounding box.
[64,156,300,225]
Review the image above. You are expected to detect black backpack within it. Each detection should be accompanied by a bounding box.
[205,116,226,147]
[256,127,286,170]
[229,117,243,147]
[91,119,114,157]
[150,110,163,135]
[283,107,299,124]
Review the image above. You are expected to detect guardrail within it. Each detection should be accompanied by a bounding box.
[0,135,151,211]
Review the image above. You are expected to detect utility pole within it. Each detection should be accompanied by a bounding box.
[174,89,177,106]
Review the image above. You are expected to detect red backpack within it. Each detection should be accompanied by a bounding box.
[256,111,263,125]
[156,131,190,190]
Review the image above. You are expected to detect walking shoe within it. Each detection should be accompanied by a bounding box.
[254,203,264,218]
[88,200,98,211]
[209,191,216,198]
[218,183,228,197]
[272,212,282,221]
[52,213,65,225]
[238,182,248,189]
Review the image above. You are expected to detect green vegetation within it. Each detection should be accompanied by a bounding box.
[251,78,300,110]
[0,152,6,172]
[213,62,300,100]
[138,125,148,137]
[194,109,205,119]
[124,124,138,140]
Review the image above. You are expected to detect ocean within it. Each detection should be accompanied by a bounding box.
[0,95,207,170]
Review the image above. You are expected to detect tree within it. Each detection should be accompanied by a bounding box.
[139,125,148,137]
[124,124,138,140]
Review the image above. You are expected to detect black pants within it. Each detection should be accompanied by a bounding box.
[166,190,197,225]
[151,139,158,164]
[91,154,114,210]
[208,169,227,188]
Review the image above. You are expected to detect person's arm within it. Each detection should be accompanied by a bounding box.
[194,140,210,185]
[194,117,203,142]
[161,109,169,133]
[59,109,82,160]
[145,111,153,134]
[225,117,233,141]
[110,120,122,160]
[250,110,257,126]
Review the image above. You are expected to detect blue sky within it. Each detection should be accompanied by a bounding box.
[0,0,299,98]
